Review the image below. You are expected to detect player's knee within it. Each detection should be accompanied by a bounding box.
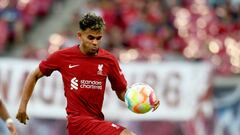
[120,129,136,135]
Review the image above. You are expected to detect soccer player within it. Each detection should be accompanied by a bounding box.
[0,99,17,135]
[16,13,159,135]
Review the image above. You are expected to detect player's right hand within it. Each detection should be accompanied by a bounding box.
[16,110,29,125]
[7,122,17,135]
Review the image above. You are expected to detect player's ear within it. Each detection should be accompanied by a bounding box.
[77,31,82,39]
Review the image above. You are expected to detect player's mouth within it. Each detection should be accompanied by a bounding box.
[91,47,98,52]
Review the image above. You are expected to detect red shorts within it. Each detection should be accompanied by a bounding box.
[67,116,125,135]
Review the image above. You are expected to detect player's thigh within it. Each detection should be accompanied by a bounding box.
[120,129,136,135]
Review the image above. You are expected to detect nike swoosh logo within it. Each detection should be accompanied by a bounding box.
[69,64,79,68]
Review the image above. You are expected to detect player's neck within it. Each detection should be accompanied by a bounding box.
[79,44,86,54]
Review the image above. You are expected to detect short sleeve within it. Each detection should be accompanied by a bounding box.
[39,52,60,76]
[108,57,127,93]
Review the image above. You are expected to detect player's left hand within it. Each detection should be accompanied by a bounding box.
[152,100,160,112]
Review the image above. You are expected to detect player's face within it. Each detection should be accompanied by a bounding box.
[78,28,103,55]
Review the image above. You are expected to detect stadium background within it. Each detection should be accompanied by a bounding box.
[0,0,240,135]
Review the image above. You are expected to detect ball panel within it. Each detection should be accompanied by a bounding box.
[149,91,157,106]
[139,87,148,103]
[138,103,152,113]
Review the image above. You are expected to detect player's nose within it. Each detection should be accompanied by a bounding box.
[92,39,98,45]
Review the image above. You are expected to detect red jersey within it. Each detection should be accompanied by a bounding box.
[39,45,127,120]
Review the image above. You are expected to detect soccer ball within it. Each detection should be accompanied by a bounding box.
[125,83,157,114]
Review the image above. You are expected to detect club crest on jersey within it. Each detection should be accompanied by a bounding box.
[97,64,103,75]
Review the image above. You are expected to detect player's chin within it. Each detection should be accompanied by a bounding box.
[88,48,99,55]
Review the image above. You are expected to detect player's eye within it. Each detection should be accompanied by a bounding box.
[96,36,102,40]
[87,35,95,40]
[87,35,102,40]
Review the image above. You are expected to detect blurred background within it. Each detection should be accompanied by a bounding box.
[0,0,240,135]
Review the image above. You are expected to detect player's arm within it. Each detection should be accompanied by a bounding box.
[115,90,126,102]
[16,67,44,124]
[108,58,128,102]
[0,99,17,135]
[0,99,11,125]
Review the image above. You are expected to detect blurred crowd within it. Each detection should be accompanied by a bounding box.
[1,0,240,75]
[0,0,54,53]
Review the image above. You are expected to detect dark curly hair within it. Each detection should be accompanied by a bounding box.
[79,13,105,31]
